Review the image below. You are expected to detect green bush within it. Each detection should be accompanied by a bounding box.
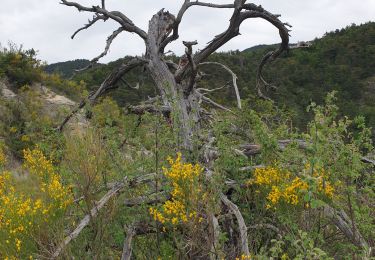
[0,43,42,88]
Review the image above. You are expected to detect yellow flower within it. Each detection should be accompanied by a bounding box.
[149,153,204,226]
[15,238,22,251]
[9,126,17,133]
[0,148,6,167]
[21,135,30,142]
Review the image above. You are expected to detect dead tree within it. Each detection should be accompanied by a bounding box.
[59,0,290,151]
[57,0,290,257]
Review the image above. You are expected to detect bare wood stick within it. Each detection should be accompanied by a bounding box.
[52,177,129,258]
[61,0,147,39]
[199,62,241,109]
[57,58,148,131]
[52,173,156,258]
[124,191,170,207]
[121,225,135,260]
[76,27,125,72]
[208,213,221,260]
[220,193,250,255]
[57,99,87,132]
[200,94,233,113]
[323,205,370,253]
[71,15,107,39]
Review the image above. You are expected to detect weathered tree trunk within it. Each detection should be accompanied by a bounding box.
[146,10,200,151]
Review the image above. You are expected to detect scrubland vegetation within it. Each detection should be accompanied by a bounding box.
[0,23,374,260]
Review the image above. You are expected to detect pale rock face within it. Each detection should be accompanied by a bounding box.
[0,79,16,99]
[0,78,89,134]
[35,84,76,106]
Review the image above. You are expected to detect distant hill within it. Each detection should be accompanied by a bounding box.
[45,22,375,129]
[243,44,276,52]
[44,59,93,78]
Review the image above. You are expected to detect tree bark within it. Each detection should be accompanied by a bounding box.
[145,10,200,151]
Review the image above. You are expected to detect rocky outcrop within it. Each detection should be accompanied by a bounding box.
[0,78,88,134]
[0,79,16,99]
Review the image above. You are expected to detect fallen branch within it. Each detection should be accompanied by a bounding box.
[220,193,250,255]
[208,213,221,260]
[52,173,156,258]
[239,140,375,167]
[52,176,129,258]
[127,104,171,116]
[121,225,136,260]
[124,191,170,207]
[239,166,264,173]
[199,94,233,113]
[323,205,370,254]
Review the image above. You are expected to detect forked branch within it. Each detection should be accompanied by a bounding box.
[61,0,147,71]
[173,1,290,100]
[71,14,108,39]
[76,27,125,72]
[199,62,242,109]
[61,0,147,39]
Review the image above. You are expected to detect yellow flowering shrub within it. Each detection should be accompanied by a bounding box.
[0,148,73,258]
[0,145,6,168]
[249,165,334,209]
[150,153,204,226]
[235,254,252,260]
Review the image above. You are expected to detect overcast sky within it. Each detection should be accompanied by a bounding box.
[0,0,374,64]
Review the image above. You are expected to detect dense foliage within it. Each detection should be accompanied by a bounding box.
[44,59,92,78]
[46,22,375,131]
[0,44,86,101]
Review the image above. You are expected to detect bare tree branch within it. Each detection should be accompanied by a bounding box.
[121,225,135,260]
[160,1,242,52]
[323,205,370,253]
[52,176,129,258]
[71,15,107,39]
[57,57,148,131]
[61,0,147,39]
[199,94,233,113]
[52,173,156,258]
[208,213,221,259]
[76,27,125,72]
[174,2,289,101]
[124,191,170,207]
[196,83,230,94]
[199,62,242,109]
[220,193,250,256]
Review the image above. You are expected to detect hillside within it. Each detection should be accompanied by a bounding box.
[44,59,95,78]
[45,22,375,130]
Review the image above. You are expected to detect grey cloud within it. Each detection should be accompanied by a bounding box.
[0,0,374,63]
